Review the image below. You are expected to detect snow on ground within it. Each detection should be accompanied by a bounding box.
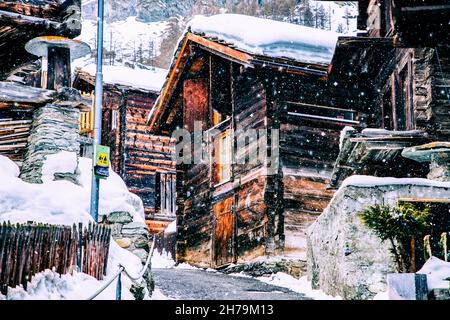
[418,257,450,291]
[0,154,148,300]
[257,273,341,300]
[256,273,341,300]
[151,247,217,272]
[0,154,144,225]
[0,155,20,178]
[165,219,176,234]
[41,151,78,184]
[189,14,341,65]
[372,291,389,300]
[152,250,177,269]
[77,64,168,92]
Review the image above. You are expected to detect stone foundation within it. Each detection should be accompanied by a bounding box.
[20,103,80,183]
[307,180,450,300]
[222,258,307,279]
[103,211,151,263]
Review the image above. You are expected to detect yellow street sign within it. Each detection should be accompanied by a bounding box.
[95,144,110,168]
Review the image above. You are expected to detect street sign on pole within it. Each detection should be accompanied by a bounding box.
[94,144,110,179]
[90,0,105,223]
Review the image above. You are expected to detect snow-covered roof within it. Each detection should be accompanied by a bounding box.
[80,64,168,92]
[189,14,340,65]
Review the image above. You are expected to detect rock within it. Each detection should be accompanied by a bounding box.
[109,223,123,238]
[429,288,450,300]
[307,183,450,300]
[115,238,132,249]
[54,172,80,185]
[121,221,149,237]
[222,259,307,279]
[107,211,133,224]
[56,87,83,102]
[134,236,150,250]
[133,249,149,264]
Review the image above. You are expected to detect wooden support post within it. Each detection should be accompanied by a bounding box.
[46,46,71,90]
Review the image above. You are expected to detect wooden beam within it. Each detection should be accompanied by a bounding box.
[0,9,61,29]
[401,5,450,12]
[0,81,56,104]
[148,34,190,130]
[188,33,252,65]
[0,1,61,19]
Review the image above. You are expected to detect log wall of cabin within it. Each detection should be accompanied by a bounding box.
[276,76,345,256]
[279,116,338,256]
[232,72,274,261]
[122,91,176,220]
[428,47,450,139]
[175,61,277,267]
[0,108,33,164]
[100,88,176,223]
[175,75,214,266]
[374,47,450,140]
[176,159,214,267]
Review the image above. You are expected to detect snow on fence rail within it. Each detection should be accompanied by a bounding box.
[0,221,111,295]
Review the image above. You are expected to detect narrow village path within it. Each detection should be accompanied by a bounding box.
[152,268,311,300]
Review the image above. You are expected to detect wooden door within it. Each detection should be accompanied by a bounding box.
[212,197,235,267]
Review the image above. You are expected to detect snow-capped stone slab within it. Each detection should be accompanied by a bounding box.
[417,257,450,291]
[189,14,341,65]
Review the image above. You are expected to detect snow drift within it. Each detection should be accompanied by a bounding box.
[0,154,147,300]
[0,153,144,225]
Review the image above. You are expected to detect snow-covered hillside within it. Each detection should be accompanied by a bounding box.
[312,1,358,33]
[78,16,169,65]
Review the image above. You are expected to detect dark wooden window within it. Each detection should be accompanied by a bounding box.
[393,58,414,131]
[155,173,176,216]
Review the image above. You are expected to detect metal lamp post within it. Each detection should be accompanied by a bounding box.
[90,0,105,222]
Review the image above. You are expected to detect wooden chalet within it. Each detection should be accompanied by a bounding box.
[0,0,82,164]
[73,66,176,233]
[326,1,450,188]
[147,15,366,267]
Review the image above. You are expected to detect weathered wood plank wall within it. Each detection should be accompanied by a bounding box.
[232,74,270,261]
[123,92,175,218]
[0,221,111,296]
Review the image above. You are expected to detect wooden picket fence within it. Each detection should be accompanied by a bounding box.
[0,221,111,296]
